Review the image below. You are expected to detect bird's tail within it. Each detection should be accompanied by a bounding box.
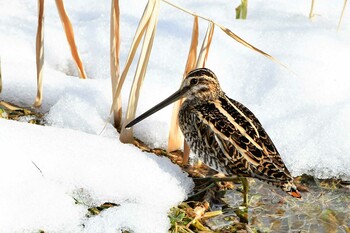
[281,180,302,198]
[251,173,302,198]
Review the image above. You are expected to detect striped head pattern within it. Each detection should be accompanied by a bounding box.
[181,68,223,101]
[125,68,223,128]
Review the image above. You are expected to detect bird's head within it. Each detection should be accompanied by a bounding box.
[180,68,222,101]
[126,68,222,128]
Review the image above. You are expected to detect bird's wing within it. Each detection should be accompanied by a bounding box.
[194,96,293,182]
[190,112,234,175]
[190,109,250,177]
[225,96,289,171]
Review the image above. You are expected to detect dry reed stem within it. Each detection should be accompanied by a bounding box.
[110,0,122,130]
[184,17,199,75]
[109,0,155,130]
[55,0,87,79]
[183,141,191,165]
[196,21,214,68]
[34,0,45,107]
[309,0,315,19]
[167,17,199,153]
[216,24,289,70]
[119,0,160,143]
[161,0,288,70]
[0,57,2,94]
[337,0,348,31]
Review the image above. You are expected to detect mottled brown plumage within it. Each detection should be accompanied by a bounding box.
[126,68,301,199]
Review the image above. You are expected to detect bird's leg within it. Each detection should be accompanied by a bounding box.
[188,181,216,200]
[193,177,250,206]
[189,174,234,200]
[240,177,249,207]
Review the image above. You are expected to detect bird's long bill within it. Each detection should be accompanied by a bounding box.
[125,86,189,129]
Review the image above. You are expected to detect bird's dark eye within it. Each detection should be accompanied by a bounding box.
[190,78,198,85]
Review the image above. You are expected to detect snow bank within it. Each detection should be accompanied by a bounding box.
[0,119,193,232]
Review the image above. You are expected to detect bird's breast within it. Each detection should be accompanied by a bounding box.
[178,102,197,146]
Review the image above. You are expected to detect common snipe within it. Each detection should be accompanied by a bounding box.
[126,68,301,203]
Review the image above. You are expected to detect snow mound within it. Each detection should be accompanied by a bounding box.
[0,119,193,232]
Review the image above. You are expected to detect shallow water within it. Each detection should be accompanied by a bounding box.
[220,178,350,232]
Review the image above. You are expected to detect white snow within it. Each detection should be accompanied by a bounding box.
[0,119,192,232]
[1,0,350,231]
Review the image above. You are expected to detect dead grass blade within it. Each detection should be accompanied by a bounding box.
[0,101,23,111]
[196,21,214,68]
[309,0,315,19]
[184,17,199,75]
[161,0,289,71]
[55,0,87,79]
[167,16,198,153]
[216,23,289,70]
[110,0,122,130]
[119,0,160,143]
[34,0,45,107]
[337,0,348,31]
[108,0,156,133]
[0,57,2,94]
